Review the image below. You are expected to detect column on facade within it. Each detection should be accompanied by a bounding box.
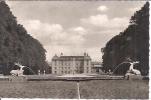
[84,59,91,74]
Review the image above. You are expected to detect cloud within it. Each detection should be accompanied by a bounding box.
[20,19,66,45]
[6,1,145,62]
[81,14,129,29]
[18,19,87,61]
[86,47,102,62]
[20,19,63,34]
[18,14,129,62]
[81,14,108,27]
[97,5,108,12]
[71,26,87,35]
[80,14,129,58]
[20,19,86,46]
[129,7,141,13]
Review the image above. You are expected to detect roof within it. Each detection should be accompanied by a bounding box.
[52,55,59,60]
[52,55,91,60]
[92,65,103,68]
[60,56,84,58]
[91,62,102,68]
[91,62,102,65]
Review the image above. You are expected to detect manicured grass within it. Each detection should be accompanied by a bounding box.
[0,80,148,99]
[80,80,149,99]
[0,81,77,98]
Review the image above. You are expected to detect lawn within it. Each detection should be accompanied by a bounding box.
[0,80,148,99]
[80,80,149,99]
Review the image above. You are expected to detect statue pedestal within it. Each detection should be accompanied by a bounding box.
[126,74,143,80]
[9,76,26,82]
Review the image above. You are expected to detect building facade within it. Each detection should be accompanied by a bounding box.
[51,53,91,74]
[91,62,103,74]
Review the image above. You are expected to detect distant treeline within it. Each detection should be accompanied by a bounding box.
[0,1,49,74]
[102,2,149,75]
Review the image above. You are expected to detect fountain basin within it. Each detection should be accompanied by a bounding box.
[0,75,9,81]
[125,74,143,80]
[24,74,124,81]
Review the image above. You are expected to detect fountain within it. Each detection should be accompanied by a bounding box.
[10,62,35,76]
[44,70,46,75]
[112,60,142,80]
[10,63,24,76]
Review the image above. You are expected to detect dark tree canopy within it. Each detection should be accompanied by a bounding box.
[102,2,149,75]
[0,1,49,74]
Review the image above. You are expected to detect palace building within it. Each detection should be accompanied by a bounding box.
[51,53,91,74]
[91,62,103,74]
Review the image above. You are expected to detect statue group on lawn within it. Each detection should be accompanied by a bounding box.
[10,62,35,76]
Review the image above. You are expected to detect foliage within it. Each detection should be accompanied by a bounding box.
[102,2,149,75]
[0,1,49,74]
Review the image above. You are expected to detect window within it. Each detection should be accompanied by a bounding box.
[68,71,70,74]
[68,67,70,69]
[55,67,57,70]
[65,71,67,74]
[62,71,63,74]
[61,61,63,66]
[55,71,57,74]
[55,60,57,66]
[87,60,89,65]
[87,67,89,72]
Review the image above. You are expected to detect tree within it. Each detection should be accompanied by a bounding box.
[0,1,49,74]
[102,2,149,75]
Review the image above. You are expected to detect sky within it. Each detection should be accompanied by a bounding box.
[6,1,145,62]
